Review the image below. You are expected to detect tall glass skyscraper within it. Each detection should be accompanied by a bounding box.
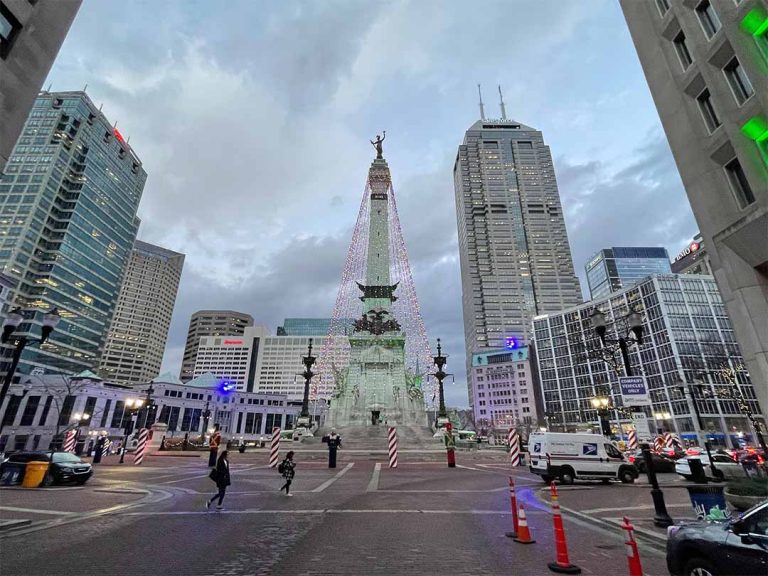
[0,91,146,376]
[454,108,582,403]
[585,247,671,300]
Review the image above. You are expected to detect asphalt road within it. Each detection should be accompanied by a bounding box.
[0,452,674,575]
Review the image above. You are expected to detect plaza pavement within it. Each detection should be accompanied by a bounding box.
[0,449,693,575]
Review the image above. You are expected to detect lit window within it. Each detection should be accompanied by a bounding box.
[696,89,721,133]
[724,158,756,208]
[696,0,721,39]
[673,31,693,70]
[723,57,754,105]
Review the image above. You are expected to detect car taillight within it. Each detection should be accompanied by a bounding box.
[628,455,635,463]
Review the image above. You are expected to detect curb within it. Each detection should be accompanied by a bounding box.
[0,520,32,532]
[558,504,667,545]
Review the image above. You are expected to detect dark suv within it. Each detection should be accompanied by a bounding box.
[666,500,768,575]
[2,451,93,486]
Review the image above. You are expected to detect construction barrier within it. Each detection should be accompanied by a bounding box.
[664,432,673,449]
[269,427,281,468]
[622,517,643,576]
[505,476,519,538]
[133,428,149,466]
[653,436,664,452]
[627,429,638,451]
[63,430,76,453]
[508,428,520,467]
[547,482,581,574]
[513,503,535,544]
[387,426,398,468]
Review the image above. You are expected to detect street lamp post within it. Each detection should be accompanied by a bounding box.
[653,411,671,434]
[1,307,60,438]
[71,411,91,455]
[591,307,672,527]
[432,338,449,426]
[676,378,718,478]
[297,339,316,432]
[590,396,611,437]
[201,400,211,442]
[138,383,156,431]
[119,398,144,464]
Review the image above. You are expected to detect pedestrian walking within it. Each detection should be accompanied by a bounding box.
[278,451,296,496]
[206,450,231,511]
[322,429,342,468]
[208,424,221,467]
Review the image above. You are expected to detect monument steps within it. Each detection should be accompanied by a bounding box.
[313,424,438,451]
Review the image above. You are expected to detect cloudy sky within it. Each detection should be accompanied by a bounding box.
[45,0,699,407]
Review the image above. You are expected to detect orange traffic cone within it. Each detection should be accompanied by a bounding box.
[513,503,535,544]
[547,482,581,574]
[622,517,643,576]
[505,476,519,538]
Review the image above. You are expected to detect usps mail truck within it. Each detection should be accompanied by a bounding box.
[528,432,637,484]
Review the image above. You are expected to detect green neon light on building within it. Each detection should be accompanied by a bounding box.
[740,7,768,37]
[741,116,768,142]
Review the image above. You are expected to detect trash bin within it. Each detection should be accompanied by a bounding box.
[686,485,727,519]
[1,462,26,486]
[22,461,50,488]
[238,444,246,454]
[688,458,709,484]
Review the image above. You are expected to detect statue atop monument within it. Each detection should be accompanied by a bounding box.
[370,131,386,159]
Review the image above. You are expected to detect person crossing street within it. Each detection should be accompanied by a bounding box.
[278,451,296,496]
[208,424,221,467]
[206,450,231,511]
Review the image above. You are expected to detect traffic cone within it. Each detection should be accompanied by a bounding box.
[622,517,643,576]
[547,482,581,574]
[505,476,519,538]
[513,503,535,544]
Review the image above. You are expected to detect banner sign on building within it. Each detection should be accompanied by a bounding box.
[631,412,653,441]
[619,376,650,407]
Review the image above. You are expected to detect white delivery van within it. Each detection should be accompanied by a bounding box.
[528,432,637,484]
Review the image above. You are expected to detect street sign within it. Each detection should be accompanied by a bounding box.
[619,376,650,407]
[631,412,653,441]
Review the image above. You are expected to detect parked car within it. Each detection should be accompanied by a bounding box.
[528,432,637,484]
[676,453,746,482]
[627,449,677,473]
[666,499,768,576]
[1,451,93,486]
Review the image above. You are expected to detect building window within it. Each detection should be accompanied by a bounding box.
[696,89,721,133]
[673,31,693,70]
[724,158,756,208]
[695,0,721,39]
[723,57,754,105]
[655,0,670,16]
[0,2,22,59]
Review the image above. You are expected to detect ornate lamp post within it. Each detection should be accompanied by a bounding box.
[297,339,316,435]
[1,307,60,437]
[71,411,90,455]
[119,398,144,463]
[676,377,718,476]
[590,396,611,436]
[590,306,671,527]
[432,338,449,428]
[653,410,671,434]
[201,399,212,442]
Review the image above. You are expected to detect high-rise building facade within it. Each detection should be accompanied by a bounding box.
[454,111,582,403]
[255,334,330,400]
[469,346,539,442]
[0,0,82,172]
[180,310,253,381]
[0,91,146,376]
[533,274,764,447]
[98,240,185,386]
[586,247,672,300]
[671,234,713,275]
[621,0,768,426]
[192,325,267,392]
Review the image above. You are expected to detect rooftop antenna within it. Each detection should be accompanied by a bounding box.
[477,84,486,120]
[45,83,52,92]
[99,103,103,111]
[498,85,507,120]
[83,83,88,92]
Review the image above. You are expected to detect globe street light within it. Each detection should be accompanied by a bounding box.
[431,338,450,426]
[590,396,611,436]
[119,398,144,463]
[1,307,60,437]
[71,411,90,455]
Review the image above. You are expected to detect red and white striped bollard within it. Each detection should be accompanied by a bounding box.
[133,428,149,465]
[387,426,398,468]
[627,429,638,451]
[63,430,77,453]
[508,428,520,467]
[269,427,281,468]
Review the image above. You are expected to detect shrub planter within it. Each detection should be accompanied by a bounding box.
[724,486,766,512]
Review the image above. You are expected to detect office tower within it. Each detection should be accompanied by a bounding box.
[621,0,768,426]
[469,346,538,442]
[0,91,146,376]
[585,247,672,300]
[192,325,267,392]
[98,240,185,386]
[179,310,253,381]
[0,271,16,318]
[0,0,82,172]
[255,334,332,399]
[672,234,713,275]
[454,91,582,404]
[533,274,762,445]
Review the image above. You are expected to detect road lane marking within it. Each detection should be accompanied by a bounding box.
[118,508,548,516]
[366,463,381,492]
[311,463,354,493]
[0,507,73,516]
[580,503,694,514]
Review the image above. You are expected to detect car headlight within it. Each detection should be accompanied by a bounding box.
[60,466,73,472]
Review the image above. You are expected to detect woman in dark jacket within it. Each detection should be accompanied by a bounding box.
[206,450,231,510]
